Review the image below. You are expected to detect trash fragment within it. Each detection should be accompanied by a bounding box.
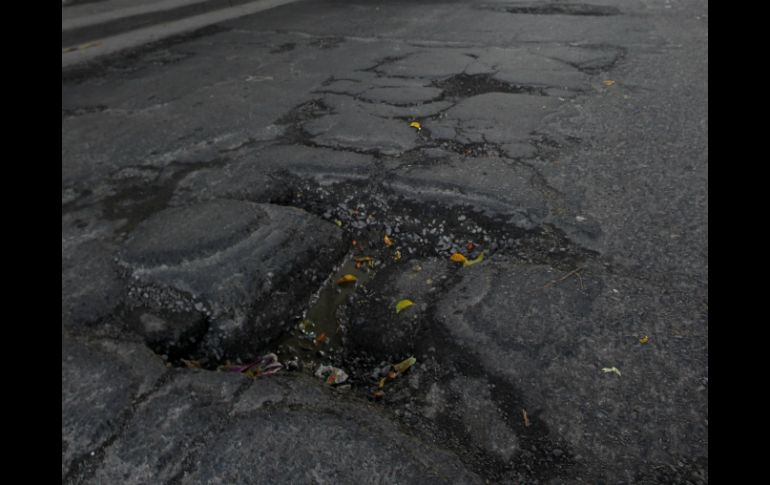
[315,365,349,385]
[314,332,328,346]
[393,356,417,374]
[466,242,476,252]
[393,250,402,261]
[639,335,650,344]
[409,121,422,131]
[384,234,394,247]
[603,80,616,86]
[225,353,282,377]
[355,256,375,269]
[396,299,414,314]
[522,409,531,427]
[336,274,358,285]
[601,367,622,377]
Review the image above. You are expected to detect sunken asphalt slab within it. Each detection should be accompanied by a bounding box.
[62,0,707,483]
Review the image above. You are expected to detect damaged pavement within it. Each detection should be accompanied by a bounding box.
[62,0,708,483]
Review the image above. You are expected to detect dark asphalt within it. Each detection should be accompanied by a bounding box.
[62,0,708,483]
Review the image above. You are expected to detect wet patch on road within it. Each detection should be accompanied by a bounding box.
[434,72,549,98]
[490,3,621,16]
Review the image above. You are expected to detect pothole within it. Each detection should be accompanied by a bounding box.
[271,175,595,268]
[118,173,596,397]
[434,73,549,98]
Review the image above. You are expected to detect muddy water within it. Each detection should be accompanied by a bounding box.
[273,253,375,370]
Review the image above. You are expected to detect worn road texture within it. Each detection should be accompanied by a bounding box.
[62,0,708,483]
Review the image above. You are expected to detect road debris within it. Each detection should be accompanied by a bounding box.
[409,121,422,131]
[450,251,485,267]
[223,353,283,377]
[180,358,202,369]
[315,365,349,385]
[336,274,358,285]
[313,332,328,346]
[522,409,531,427]
[601,367,622,377]
[639,335,650,344]
[393,356,417,374]
[396,299,414,314]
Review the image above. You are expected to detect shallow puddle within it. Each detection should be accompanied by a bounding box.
[273,252,376,368]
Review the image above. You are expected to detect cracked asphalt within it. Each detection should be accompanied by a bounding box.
[62,0,708,483]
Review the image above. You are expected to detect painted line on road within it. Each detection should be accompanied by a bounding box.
[62,0,306,68]
[63,0,213,31]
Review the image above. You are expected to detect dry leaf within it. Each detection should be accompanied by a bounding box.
[384,234,394,247]
[639,335,650,344]
[334,219,343,227]
[373,390,385,400]
[522,409,531,427]
[314,333,328,346]
[393,250,402,261]
[603,80,616,86]
[409,121,422,130]
[393,356,417,373]
[450,252,468,263]
[180,359,201,369]
[378,377,386,388]
[396,299,414,314]
[336,274,358,285]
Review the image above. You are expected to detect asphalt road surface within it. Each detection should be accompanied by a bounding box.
[62,0,708,483]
